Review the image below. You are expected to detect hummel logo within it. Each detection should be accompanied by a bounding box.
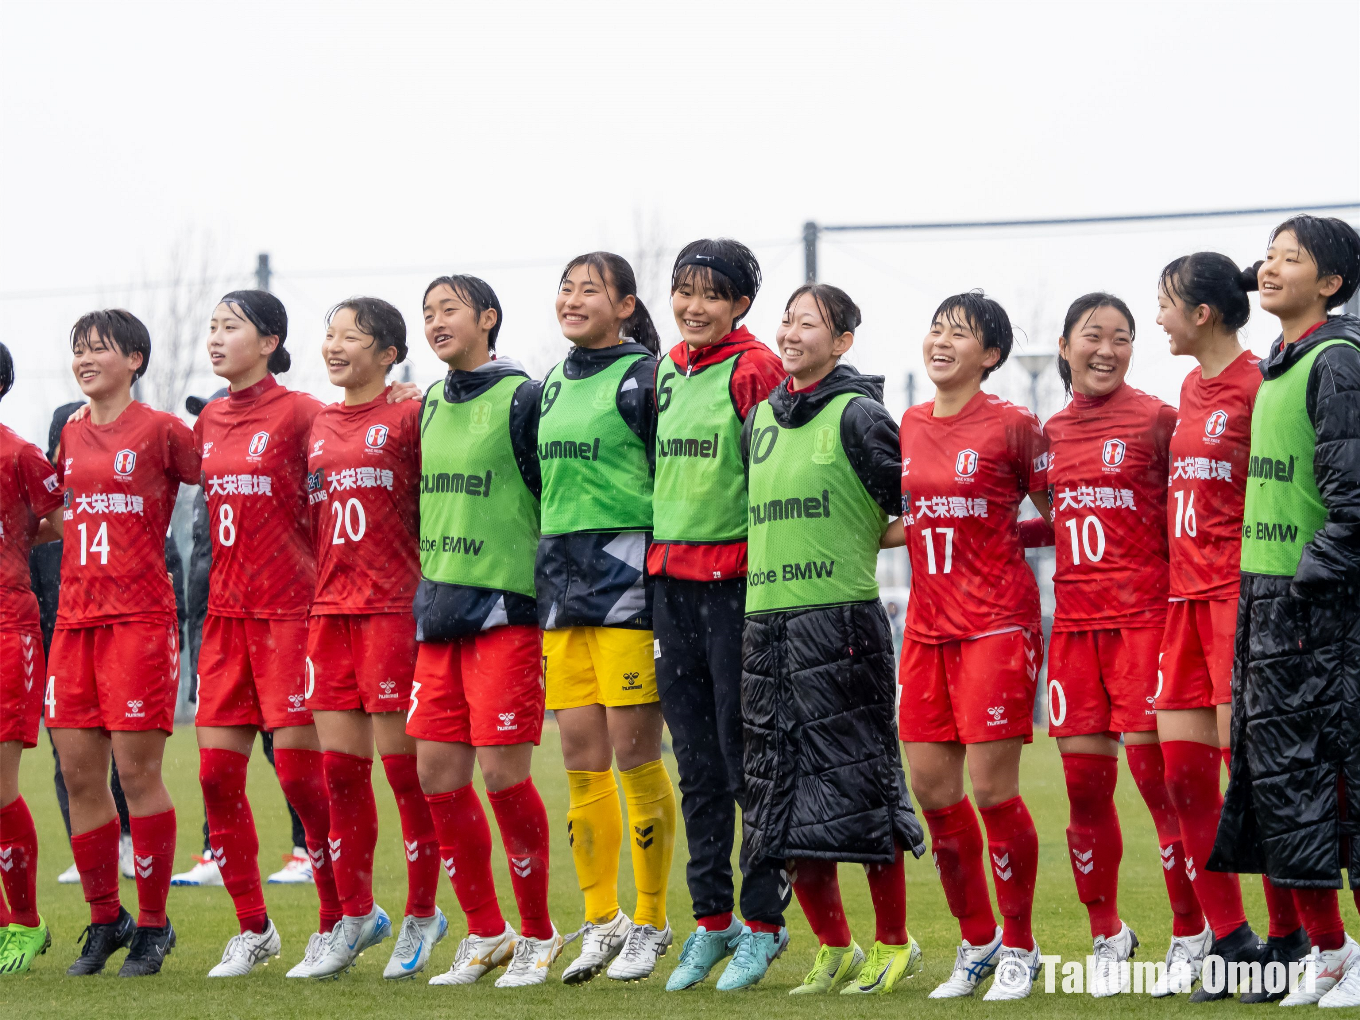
[985,705,1007,727]
[380,680,397,698]
[0,848,12,872]
[566,820,574,848]
[328,837,342,860]
[932,851,941,877]
[992,852,1012,881]
[778,867,791,901]
[136,854,155,878]
[441,856,456,878]
[308,846,326,869]
[1073,848,1094,875]
[211,845,227,867]
[405,840,419,862]
[288,693,305,710]
[496,711,518,732]
[1160,845,1176,872]
[634,823,654,850]
[125,698,145,718]
[511,856,532,878]
[1185,855,1198,880]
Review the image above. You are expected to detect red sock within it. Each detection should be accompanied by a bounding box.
[1262,876,1303,938]
[323,751,376,917]
[1293,888,1345,951]
[487,778,552,939]
[200,748,266,933]
[71,817,121,925]
[791,858,851,946]
[274,747,342,932]
[1160,741,1245,938]
[747,919,783,934]
[979,796,1038,950]
[1062,753,1123,937]
[129,808,175,928]
[864,848,908,944]
[426,785,505,936]
[922,798,998,946]
[0,797,40,928]
[381,754,440,920]
[697,912,733,931]
[1125,743,1204,937]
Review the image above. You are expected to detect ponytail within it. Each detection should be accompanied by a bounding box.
[559,252,660,355]
[622,299,660,354]
[220,289,290,374]
[1159,253,1259,332]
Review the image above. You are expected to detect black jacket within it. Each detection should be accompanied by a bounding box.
[1211,315,1360,888]
[738,364,924,864]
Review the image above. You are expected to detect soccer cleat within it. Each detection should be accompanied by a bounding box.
[67,906,136,975]
[928,926,1003,998]
[666,918,743,990]
[1090,923,1139,997]
[789,941,864,995]
[171,855,224,887]
[562,910,631,984]
[606,921,672,981]
[716,926,789,991]
[841,937,922,994]
[267,848,315,884]
[0,918,51,975]
[117,921,176,976]
[495,926,568,987]
[1319,941,1360,1008]
[1282,935,1359,1007]
[982,942,1042,1001]
[1150,922,1212,997]
[1189,921,1262,1002]
[429,923,517,985]
[56,862,81,885]
[286,932,329,978]
[207,920,282,977]
[306,904,392,979]
[1241,926,1308,1004]
[384,909,448,979]
[119,833,135,880]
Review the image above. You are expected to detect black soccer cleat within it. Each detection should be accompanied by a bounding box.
[117,920,176,977]
[1189,922,1263,1002]
[1239,926,1309,1004]
[67,906,136,976]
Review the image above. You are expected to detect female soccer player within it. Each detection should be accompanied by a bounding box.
[650,239,790,993]
[1042,293,1212,997]
[539,253,677,984]
[0,343,66,976]
[895,292,1049,1001]
[295,297,443,980]
[48,311,199,977]
[1211,215,1360,1008]
[409,275,565,988]
[742,284,924,998]
[1155,253,1281,1000]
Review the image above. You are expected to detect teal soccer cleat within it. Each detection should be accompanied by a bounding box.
[666,918,744,991]
[716,926,790,991]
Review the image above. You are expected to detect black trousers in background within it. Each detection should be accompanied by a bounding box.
[655,576,789,927]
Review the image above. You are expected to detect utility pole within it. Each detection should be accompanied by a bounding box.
[255,252,272,292]
[803,221,818,283]
[906,371,916,408]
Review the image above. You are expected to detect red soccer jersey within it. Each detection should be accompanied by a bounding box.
[0,424,63,631]
[1045,384,1178,631]
[194,375,324,620]
[1167,351,1261,600]
[307,388,421,615]
[55,402,199,628]
[900,391,1048,642]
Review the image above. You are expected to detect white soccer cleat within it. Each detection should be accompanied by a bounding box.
[1090,922,1139,997]
[929,926,1003,998]
[606,921,673,981]
[119,833,135,879]
[562,910,632,984]
[286,932,329,978]
[384,909,448,980]
[983,943,1042,1001]
[496,926,568,987]
[171,855,224,887]
[1285,936,1360,1007]
[428,923,518,985]
[1150,923,1211,997]
[57,862,81,885]
[1319,940,1360,1008]
[208,920,282,977]
[267,847,315,884]
[306,905,392,979]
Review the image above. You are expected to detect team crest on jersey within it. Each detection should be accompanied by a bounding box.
[1204,410,1229,438]
[811,425,836,465]
[468,401,492,435]
[113,449,137,476]
[365,424,389,450]
[1102,439,1126,467]
[955,449,979,478]
[247,431,270,457]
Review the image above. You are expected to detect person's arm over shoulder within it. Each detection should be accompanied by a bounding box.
[1295,341,1360,595]
[617,356,657,474]
[730,346,786,421]
[17,439,63,518]
[509,378,543,499]
[841,397,902,518]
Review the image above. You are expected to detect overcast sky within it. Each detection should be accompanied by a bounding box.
[2,0,1357,446]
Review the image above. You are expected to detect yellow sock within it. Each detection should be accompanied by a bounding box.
[619,759,676,928]
[566,769,622,924]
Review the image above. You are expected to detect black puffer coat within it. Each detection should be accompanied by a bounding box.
[1210,316,1360,889]
[739,366,925,864]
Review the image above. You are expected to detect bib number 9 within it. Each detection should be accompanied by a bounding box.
[331,497,366,544]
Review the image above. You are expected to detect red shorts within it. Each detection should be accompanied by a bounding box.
[196,614,311,731]
[1047,627,1162,737]
[306,613,417,714]
[47,621,179,733]
[1156,599,1236,711]
[405,625,544,746]
[0,629,45,747]
[898,628,1042,744]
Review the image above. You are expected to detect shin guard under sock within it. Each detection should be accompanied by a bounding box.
[922,798,998,946]
[864,848,908,945]
[1160,740,1245,938]
[619,760,676,928]
[323,751,377,917]
[1292,888,1345,951]
[199,748,266,932]
[565,769,622,925]
[1062,753,1123,938]
[0,797,40,928]
[1125,742,1203,937]
[380,754,439,920]
[425,785,505,936]
[979,795,1038,950]
[129,808,175,928]
[488,778,552,939]
[71,817,122,925]
[274,747,342,931]
[791,858,852,947]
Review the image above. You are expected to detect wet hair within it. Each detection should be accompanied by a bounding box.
[670,238,762,325]
[0,342,12,401]
[70,308,152,382]
[327,297,408,373]
[422,275,504,350]
[559,252,660,354]
[1159,253,1258,333]
[1058,292,1136,396]
[219,290,290,373]
[930,290,1013,381]
[1269,215,1360,310]
[783,283,863,342]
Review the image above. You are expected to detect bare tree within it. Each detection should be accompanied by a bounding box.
[631,207,671,323]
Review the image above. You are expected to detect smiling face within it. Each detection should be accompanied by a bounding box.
[423,283,495,370]
[1156,283,1208,358]
[775,292,852,383]
[922,309,999,391]
[323,306,394,390]
[1060,304,1133,397]
[71,330,141,402]
[671,267,749,350]
[556,262,633,348]
[207,302,277,384]
[1258,230,1342,321]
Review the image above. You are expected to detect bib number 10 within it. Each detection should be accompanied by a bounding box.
[331,497,366,544]
[1064,515,1106,564]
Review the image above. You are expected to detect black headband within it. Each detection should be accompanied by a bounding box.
[677,252,751,295]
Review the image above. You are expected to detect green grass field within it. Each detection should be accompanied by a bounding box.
[1,724,1326,1019]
